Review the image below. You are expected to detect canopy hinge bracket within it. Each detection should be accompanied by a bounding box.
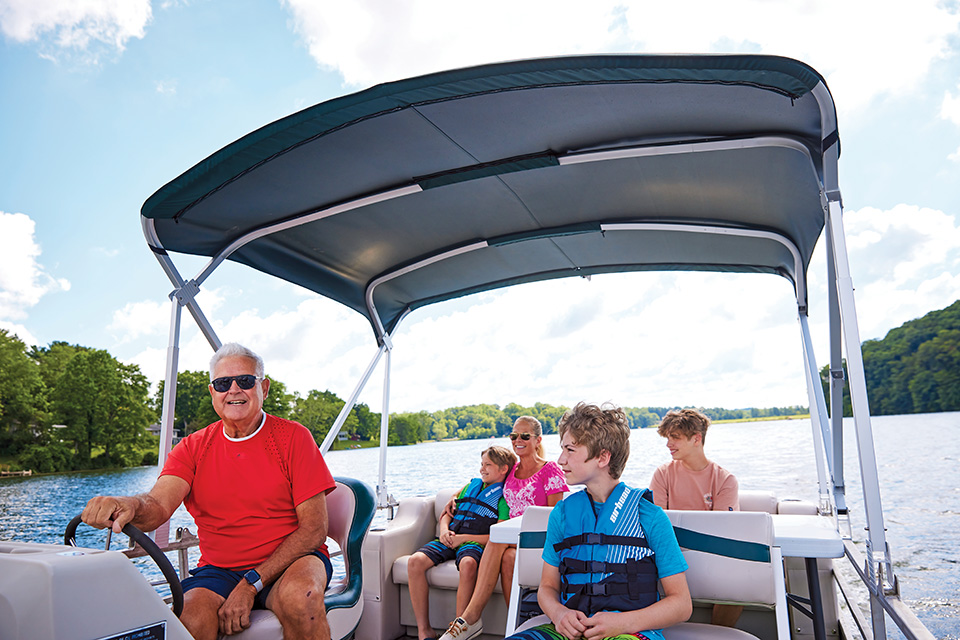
[170,279,201,307]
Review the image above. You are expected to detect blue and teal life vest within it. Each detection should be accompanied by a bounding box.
[450,478,503,535]
[554,482,660,616]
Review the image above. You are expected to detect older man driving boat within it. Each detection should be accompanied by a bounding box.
[81,343,336,640]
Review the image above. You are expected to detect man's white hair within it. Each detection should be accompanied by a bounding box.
[209,343,265,379]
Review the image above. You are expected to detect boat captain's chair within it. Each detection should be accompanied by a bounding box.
[226,477,376,640]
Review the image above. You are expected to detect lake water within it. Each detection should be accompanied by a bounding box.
[1,412,957,638]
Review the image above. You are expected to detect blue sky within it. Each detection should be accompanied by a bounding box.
[2,0,959,413]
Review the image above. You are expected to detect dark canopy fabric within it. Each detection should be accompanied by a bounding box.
[142,54,837,338]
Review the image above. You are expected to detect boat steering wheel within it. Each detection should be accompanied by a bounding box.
[64,515,184,617]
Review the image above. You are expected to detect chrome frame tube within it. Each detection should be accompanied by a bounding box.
[377,343,393,510]
[826,197,892,638]
[319,343,388,455]
[799,313,832,513]
[826,224,848,522]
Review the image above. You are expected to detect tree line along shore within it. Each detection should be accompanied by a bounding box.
[1,299,957,474]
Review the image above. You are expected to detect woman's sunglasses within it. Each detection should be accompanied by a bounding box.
[509,433,533,441]
[211,374,261,392]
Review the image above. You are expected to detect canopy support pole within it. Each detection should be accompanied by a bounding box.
[377,336,396,516]
[826,196,894,638]
[143,218,225,545]
[826,224,849,521]
[798,313,833,514]
[152,296,183,547]
[319,342,388,455]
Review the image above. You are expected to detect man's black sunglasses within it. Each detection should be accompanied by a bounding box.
[211,375,261,392]
[509,433,533,441]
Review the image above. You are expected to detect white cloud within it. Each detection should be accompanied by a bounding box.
[155,79,177,95]
[838,205,960,339]
[108,299,169,343]
[126,295,375,395]
[941,84,960,126]
[0,320,39,346]
[0,211,70,322]
[282,0,960,116]
[109,287,226,344]
[0,0,152,61]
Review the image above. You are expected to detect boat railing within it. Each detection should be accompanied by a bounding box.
[835,540,936,640]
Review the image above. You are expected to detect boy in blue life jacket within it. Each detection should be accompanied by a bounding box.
[408,446,517,640]
[509,403,692,640]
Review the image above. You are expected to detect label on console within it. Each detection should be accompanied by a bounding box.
[97,621,165,640]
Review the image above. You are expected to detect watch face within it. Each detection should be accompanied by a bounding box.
[245,570,260,583]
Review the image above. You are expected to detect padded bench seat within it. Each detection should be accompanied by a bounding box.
[390,488,508,639]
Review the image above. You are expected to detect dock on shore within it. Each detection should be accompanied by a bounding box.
[0,469,32,477]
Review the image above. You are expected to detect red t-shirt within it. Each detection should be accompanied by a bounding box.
[161,413,336,569]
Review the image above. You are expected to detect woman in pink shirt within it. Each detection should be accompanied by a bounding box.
[439,416,568,640]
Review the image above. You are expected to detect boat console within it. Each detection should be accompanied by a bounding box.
[0,541,191,640]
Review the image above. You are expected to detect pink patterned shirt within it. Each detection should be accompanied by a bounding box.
[503,460,569,518]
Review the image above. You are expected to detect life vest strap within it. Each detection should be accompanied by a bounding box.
[554,532,651,552]
[559,558,658,576]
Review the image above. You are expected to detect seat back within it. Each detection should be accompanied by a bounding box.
[228,477,375,640]
[325,477,376,640]
[738,490,778,514]
[434,487,459,537]
[665,510,789,639]
[666,511,775,605]
[516,506,552,589]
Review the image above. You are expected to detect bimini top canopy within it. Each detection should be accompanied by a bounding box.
[142,54,839,341]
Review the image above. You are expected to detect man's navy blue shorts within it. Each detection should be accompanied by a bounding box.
[181,551,333,608]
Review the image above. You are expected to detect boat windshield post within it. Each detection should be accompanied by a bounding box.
[798,313,833,514]
[319,342,388,455]
[827,196,896,626]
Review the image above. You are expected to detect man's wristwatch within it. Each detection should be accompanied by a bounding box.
[243,569,263,593]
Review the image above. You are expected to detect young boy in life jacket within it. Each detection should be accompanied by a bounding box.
[408,446,518,640]
[508,403,691,640]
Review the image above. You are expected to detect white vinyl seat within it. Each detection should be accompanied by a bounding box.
[506,505,553,635]
[225,477,376,640]
[507,507,787,640]
[664,510,789,640]
[391,487,508,638]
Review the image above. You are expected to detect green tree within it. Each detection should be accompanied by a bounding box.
[821,300,960,417]
[262,377,293,419]
[155,370,220,436]
[51,350,155,468]
[30,341,87,390]
[388,413,422,445]
[291,390,359,443]
[0,330,47,455]
[907,329,960,413]
[354,403,381,441]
